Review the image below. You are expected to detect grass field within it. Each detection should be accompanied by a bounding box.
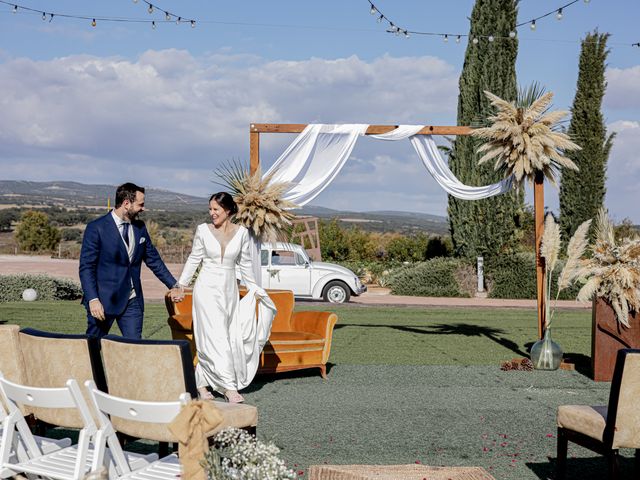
[0,301,622,479]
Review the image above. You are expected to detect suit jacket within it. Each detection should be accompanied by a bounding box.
[79,212,176,317]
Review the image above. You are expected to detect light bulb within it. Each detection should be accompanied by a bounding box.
[377,14,383,23]
[91,18,96,27]
[147,4,153,14]
[190,20,195,28]
[472,37,479,44]
[530,20,536,30]
[403,30,409,38]
[443,34,449,43]
[49,13,54,22]
[152,20,156,29]
[165,11,171,21]
[395,27,401,36]
[12,4,17,13]
[132,0,138,3]
[370,5,376,15]
[176,16,181,24]
[456,35,461,44]
[488,35,494,42]
[509,31,516,38]
[41,11,46,20]
[556,8,563,20]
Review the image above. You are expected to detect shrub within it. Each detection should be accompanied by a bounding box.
[61,227,83,242]
[0,274,83,302]
[15,210,61,252]
[388,257,472,297]
[486,253,580,300]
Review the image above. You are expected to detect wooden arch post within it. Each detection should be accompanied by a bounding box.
[249,123,546,338]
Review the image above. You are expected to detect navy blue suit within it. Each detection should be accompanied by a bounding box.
[79,213,176,338]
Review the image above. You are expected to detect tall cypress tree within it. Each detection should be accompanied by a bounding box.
[560,31,614,240]
[448,0,523,261]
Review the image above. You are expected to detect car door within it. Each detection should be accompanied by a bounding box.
[267,248,311,295]
[260,248,270,287]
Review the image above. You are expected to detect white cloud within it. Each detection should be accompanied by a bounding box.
[0,49,459,201]
[605,66,640,110]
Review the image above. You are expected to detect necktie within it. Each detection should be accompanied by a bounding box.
[122,222,130,247]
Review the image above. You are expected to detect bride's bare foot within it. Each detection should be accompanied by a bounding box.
[198,387,214,400]
[224,390,244,403]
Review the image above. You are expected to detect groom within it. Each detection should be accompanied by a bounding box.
[79,182,181,339]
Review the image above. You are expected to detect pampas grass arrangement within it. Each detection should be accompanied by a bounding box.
[472,86,581,186]
[540,214,592,328]
[574,209,640,327]
[215,161,298,243]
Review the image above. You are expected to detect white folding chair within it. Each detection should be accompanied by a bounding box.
[0,375,156,480]
[2,396,73,479]
[0,373,98,480]
[85,380,189,480]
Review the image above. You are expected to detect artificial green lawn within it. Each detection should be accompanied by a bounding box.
[0,301,622,479]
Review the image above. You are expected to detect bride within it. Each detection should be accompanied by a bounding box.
[176,192,276,403]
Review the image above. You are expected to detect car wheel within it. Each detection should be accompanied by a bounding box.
[323,281,351,303]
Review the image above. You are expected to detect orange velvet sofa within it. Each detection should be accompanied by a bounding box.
[165,289,338,378]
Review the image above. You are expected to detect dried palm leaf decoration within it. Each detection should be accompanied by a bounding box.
[574,208,640,327]
[540,214,591,328]
[472,86,581,186]
[215,161,298,243]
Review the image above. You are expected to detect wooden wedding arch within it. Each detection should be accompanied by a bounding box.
[249,123,548,339]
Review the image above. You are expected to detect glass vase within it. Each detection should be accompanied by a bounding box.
[530,328,563,370]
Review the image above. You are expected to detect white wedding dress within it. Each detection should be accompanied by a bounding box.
[178,223,276,392]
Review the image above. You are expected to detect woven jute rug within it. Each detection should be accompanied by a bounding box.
[307,464,496,480]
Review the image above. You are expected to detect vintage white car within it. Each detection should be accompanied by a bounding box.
[258,242,366,303]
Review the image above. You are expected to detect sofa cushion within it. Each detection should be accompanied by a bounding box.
[269,332,324,345]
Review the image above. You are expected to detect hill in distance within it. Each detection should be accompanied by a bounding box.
[0,180,449,235]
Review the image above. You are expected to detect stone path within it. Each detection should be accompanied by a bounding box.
[0,255,590,309]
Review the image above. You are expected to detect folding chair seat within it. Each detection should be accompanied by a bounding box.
[85,380,188,479]
[556,348,640,479]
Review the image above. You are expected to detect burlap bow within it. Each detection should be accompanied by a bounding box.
[168,400,223,480]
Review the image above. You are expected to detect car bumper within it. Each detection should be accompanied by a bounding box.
[354,284,367,296]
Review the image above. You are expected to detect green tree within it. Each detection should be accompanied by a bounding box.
[0,210,19,231]
[559,31,614,241]
[448,0,523,260]
[15,210,61,252]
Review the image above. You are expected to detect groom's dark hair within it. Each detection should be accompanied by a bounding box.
[115,182,145,208]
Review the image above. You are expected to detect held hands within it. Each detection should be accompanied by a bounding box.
[170,284,185,302]
[89,298,106,321]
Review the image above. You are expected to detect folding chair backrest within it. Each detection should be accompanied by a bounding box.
[19,328,106,428]
[0,326,27,385]
[606,349,640,449]
[100,336,197,442]
[85,380,188,476]
[0,374,97,478]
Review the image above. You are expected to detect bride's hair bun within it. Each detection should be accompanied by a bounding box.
[209,192,238,215]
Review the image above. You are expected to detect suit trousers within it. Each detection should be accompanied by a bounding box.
[86,297,144,339]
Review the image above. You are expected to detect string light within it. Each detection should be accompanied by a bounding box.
[443,34,448,43]
[366,0,589,43]
[2,0,196,29]
[456,35,461,44]
[151,20,156,29]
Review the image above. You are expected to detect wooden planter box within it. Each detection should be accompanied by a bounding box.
[592,297,640,381]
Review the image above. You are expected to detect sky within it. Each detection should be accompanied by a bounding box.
[0,1,638,222]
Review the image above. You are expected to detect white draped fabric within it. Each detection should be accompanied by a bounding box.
[264,124,513,207]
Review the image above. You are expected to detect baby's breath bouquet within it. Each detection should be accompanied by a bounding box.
[215,161,298,243]
[202,428,296,480]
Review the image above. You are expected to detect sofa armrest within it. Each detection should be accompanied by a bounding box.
[290,311,338,338]
[167,314,193,331]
